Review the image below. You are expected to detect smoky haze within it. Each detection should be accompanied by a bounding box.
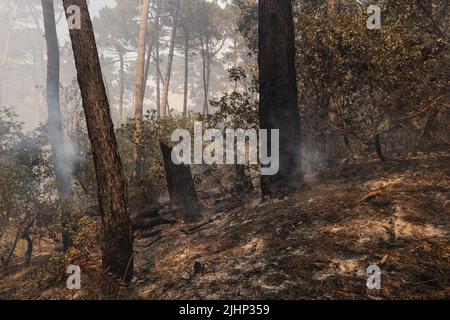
[0,0,237,131]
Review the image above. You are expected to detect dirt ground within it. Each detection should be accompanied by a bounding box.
[1,150,449,299]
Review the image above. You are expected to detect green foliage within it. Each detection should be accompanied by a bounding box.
[0,106,51,222]
[294,0,450,155]
[209,66,259,129]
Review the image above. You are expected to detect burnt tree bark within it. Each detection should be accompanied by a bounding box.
[62,0,133,283]
[234,164,253,196]
[24,234,33,267]
[374,133,386,162]
[258,0,303,196]
[160,143,202,223]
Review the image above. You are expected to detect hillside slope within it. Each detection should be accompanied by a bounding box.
[1,150,449,299]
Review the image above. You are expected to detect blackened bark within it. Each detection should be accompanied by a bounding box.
[160,143,202,223]
[422,107,438,140]
[24,235,33,267]
[343,134,352,154]
[374,134,386,162]
[258,0,303,196]
[62,0,133,283]
[234,164,253,196]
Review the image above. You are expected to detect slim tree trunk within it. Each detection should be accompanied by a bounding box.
[24,234,33,267]
[0,3,13,106]
[143,0,161,100]
[41,0,72,252]
[155,12,161,118]
[206,52,211,112]
[259,0,303,196]
[160,0,181,117]
[118,49,124,125]
[132,0,152,184]
[62,0,133,283]
[201,39,210,115]
[183,28,189,117]
[233,30,238,67]
[232,31,239,91]
[30,9,46,113]
[0,26,11,106]
[143,36,154,101]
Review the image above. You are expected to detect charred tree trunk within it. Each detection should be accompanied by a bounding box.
[24,235,33,267]
[422,107,438,141]
[343,134,352,154]
[160,143,202,223]
[258,0,303,196]
[62,0,133,283]
[374,133,386,162]
[234,164,253,196]
[41,0,72,252]
[160,0,181,117]
[233,134,253,195]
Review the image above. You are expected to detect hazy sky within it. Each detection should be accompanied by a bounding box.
[57,0,114,39]
[2,0,233,129]
[90,0,115,15]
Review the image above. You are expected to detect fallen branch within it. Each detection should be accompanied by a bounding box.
[132,217,176,231]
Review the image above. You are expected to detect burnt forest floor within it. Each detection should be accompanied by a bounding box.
[1,149,449,299]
